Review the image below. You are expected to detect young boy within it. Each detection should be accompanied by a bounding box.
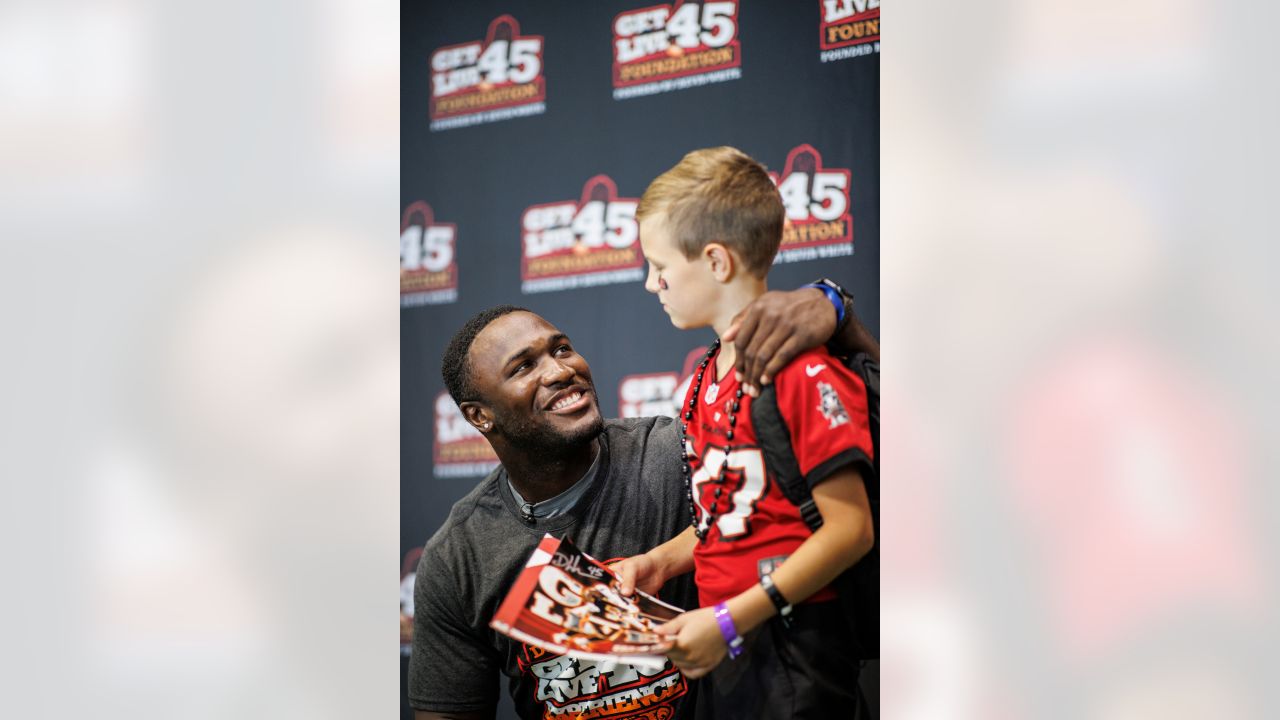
[617,147,876,718]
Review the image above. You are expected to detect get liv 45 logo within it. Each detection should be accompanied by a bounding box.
[429,15,546,131]
[619,372,680,419]
[434,391,499,479]
[612,1,742,100]
[768,144,855,264]
[819,0,880,62]
[400,201,458,307]
[520,175,643,294]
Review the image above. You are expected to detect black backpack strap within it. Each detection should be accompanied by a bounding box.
[751,385,823,533]
[797,498,824,532]
[752,363,880,660]
[852,353,879,476]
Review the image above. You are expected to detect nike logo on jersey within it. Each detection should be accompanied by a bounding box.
[806,364,827,377]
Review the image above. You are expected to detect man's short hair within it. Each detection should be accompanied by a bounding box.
[441,304,529,403]
[636,146,784,278]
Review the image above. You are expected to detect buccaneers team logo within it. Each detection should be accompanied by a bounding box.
[520,175,643,294]
[433,391,500,478]
[817,381,851,428]
[401,201,458,307]
[429,14,546,131]
[768,144,854,264]
[819,0,880,62]
[612,1,741,100]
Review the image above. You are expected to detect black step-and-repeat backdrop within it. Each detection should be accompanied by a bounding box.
[402,0,878,716]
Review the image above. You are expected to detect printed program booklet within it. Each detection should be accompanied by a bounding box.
[489,534,684,670]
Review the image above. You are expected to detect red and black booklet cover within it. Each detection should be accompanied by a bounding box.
[489,534,684,670]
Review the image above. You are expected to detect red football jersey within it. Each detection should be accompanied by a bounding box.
[686,346,874,608]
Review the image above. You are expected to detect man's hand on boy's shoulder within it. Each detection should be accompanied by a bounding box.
[727,285,880,394]
[724,287,835,396]
[725,287,833,395]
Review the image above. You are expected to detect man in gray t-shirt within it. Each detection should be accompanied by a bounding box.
[410,413,693,720]
[410,289,873,720]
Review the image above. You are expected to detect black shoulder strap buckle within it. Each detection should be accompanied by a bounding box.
[798,498,824,532]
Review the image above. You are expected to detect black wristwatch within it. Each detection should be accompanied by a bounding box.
[760,572,794,627]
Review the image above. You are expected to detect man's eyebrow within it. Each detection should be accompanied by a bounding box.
[501,345,535,369]
[501,334,569,369]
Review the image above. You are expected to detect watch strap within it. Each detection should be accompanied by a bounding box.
[808,278,855,337]
[803,281,845,326]
[760,572,794,622]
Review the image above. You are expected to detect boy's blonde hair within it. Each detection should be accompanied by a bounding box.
[636,146,784,278]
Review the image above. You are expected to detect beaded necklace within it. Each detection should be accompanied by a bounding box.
[680,339,745,543]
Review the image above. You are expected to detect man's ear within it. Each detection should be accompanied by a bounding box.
[704,242,734,282]
[460,401,494,434]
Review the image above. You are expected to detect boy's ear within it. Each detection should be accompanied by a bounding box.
[704,242,734,282]
[460,401,495,434]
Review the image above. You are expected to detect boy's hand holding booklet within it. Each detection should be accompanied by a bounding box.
[489,534,684,670]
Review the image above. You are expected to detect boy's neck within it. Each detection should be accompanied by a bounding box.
[710,277,768,379]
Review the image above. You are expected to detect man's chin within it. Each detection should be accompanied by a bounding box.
[552,404,605,449]
[563,407,605,444]
[507,406,604,453]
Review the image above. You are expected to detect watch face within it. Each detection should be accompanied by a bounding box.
[819,278,851,300]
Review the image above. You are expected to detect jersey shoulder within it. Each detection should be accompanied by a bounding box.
[772,346,859,387]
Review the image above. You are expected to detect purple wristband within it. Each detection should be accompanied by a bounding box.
[713,602,744,659]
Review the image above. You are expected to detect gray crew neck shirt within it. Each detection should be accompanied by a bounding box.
[506,444,602,520]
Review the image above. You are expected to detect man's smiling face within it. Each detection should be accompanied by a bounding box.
[465,311,603,452]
